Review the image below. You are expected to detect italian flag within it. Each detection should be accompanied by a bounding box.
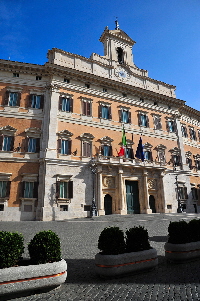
[118,127,127,156]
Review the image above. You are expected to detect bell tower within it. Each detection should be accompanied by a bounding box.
[99,21,136,66]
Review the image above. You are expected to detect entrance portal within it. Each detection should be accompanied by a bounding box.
[149,195,156,213]
[125,181,140,214]
[104,194,112,215]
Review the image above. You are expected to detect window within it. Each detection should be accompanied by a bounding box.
[0,181,10,198]
[198,130,200,142]
[144,151,152,161]
[122,93,127,97]
[119,108,131,123]
[103,88,107,92]
[0,135,14,151]
[191,188,198,200]
[0,204,4,211]
[22,181,38,199]
[84,205,91,211]
[59,96,73,112]
[57,181,73,199]
[153,115,162,130]
[64,78,70,83]
[60,205,68,211]
[189,128,196,140]
[155,144,166,164]
[186,157,193,170]
[80,133,94,158]
[117,47,124,64]
[102,145,112,157]
[138,113,149,127]
[176,186,187,200]
[85,83,90,88]
[125,147,134,159]
[99,103,112,120]
[57,139,71,155]
[181,125,188,138]
[5,92,20,107]
[36,76,42,80]
[167,120,175,133]
[143,142,153,161]
[27,137,40,153]
[13,73,19,77]
[172,155,181,166]
[82,99,92,116]
[29,94,44,109]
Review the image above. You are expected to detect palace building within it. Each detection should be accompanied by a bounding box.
[0,23,200,221]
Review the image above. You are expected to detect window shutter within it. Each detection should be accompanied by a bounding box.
[4,91,9,105]
[109,145,112,156]
[40,95,44,109]
[128,111,131,123]
[82,141,86,156]
[101,146,104,155]
[99,105,102,118]
[130,148,134,159]
[146,115,149,127]
[87,142,91,157]
[17,93,21,106]
[119,110,122,122]
[33,182,38,198]
[87,102,91,116]
[154,117,159,129]
[57,139,61,153]
[68,140,71,155]
[36,138,40,153]
[68,181,73,198]
[70,98,73,112]
[0,135,3,150]
[56,181,60,198]
[21,182,25,198]
[59,97,62,110]
[109,106,112,120]
[10,136,14,151]
[29,95,33,108]
[82,101,86,115]
[138,113,141,126]
[6,181,11,198]
[150,151,153,161]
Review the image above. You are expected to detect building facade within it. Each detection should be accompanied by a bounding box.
[0,24,200,221]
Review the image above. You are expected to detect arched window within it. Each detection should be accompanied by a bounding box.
[116,47,124,64]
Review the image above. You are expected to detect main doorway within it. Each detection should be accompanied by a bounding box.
[104,194,112,215]
[149,195,156,213]
[125,181,140,214]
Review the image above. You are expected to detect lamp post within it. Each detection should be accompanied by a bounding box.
[175,175,182,213]
[90,158,97,217]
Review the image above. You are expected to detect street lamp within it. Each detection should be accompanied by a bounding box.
[175,175,182,213]
[90,158,97,217]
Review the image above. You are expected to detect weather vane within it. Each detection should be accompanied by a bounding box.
[115,18,119,30]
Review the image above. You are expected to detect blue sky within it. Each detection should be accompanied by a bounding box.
[0,0,199,111]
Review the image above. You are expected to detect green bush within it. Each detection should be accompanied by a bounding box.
[168,220,189,244]
[28,230,61,264]
[98,227,126,255]
[188,219,200,242]
[0,231,24,269]
[126,226,151,252]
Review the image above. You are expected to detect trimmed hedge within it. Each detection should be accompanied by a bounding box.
[28,230,61,264]
[0,231,24,269]
[126,226,151,252]
[98,226,151,255]
[98,227,126,255]
[168,219,200,244]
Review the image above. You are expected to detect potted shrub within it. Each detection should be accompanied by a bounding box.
[165,219,200,262]
[95,226,158,277]
[0,230,67,296]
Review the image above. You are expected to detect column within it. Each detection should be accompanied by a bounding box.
[97,166,104,215]
[118,167,126,214]
[143,171,151,214]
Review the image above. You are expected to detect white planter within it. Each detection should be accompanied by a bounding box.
[0,259,67,296]
[95,248,158,277]
[165,241,200,262]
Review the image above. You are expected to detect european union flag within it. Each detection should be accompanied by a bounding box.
[135,137,144,162]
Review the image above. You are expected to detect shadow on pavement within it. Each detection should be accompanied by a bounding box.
[65,257,200,285]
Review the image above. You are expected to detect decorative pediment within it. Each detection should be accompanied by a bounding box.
[80,133,94,140]
[185,151,192,158]
[169,147,180,154]
[0,125,17,135]
[193,154,200,160]
[154,144,167,151]
[100,28,135,46]
[100,136,114,144]
[57,130,73,139]
[143,142,153,150]
[25,127,41,138]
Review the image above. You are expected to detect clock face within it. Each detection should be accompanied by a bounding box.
[115,68,129,81]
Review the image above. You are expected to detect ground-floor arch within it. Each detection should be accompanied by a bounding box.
[104,194,112,215]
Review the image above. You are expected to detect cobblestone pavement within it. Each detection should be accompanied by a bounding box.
[1,213,200,301]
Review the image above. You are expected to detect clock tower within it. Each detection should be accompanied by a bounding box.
[99,21,136,67]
